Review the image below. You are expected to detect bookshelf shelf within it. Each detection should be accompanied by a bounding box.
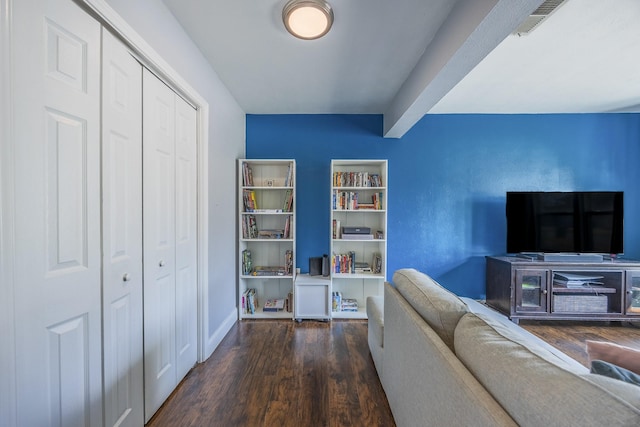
[238,160,296,319]
[330,160,388,320]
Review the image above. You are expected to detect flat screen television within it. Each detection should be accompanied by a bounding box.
[506,191,624,255]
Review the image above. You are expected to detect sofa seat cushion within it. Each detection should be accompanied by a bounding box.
[392,268,468,350]
[455,312,640,427]
[460,297,586,371]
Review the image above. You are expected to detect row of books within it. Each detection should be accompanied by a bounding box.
[333,172,382,188]
[241,215,259,239]
[333,251,355,274]
[282,189,293,212]
[242,249,294,276]
[242,189,294,213]
[332,190,383,210]
[332,251,383,274]
[241,288,258,314]
[284,164,294,187]
[243,189,258,211]
[242,215,292,239]
[243,290,294,314]
[242,162,294,188]
[331,292,359,312]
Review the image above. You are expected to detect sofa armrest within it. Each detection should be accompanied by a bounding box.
[383,283,516,427]
[366,295,384,377]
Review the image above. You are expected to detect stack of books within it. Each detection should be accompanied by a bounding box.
[341,298,358,312]
[263,298,285,312]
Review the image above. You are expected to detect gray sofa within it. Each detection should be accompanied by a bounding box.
[367,268,640,427]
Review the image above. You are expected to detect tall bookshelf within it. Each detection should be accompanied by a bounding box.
[330,160,387,319]
[238,159,296,319]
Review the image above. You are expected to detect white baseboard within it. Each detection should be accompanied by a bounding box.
[203,308,237,361]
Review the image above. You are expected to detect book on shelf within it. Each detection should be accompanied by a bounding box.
[242,288,257,314]
[372,253,382,274]
[242,163,254,187]
[242,215,259,239]
[374,230,384,239]
[243,189,258,211]
[332,219,341,239]
[356,203,376,210]
[251,266,289,276]
[286,292,293,312]
[332,291,342,312]
[258,229,285,239]
[282,189,293,212]
[263,298,285,312]
[285,250,293,275]
[242,249,252,275]
[284,163,293,187]
[332,251,356,274]
[252,209,283,213]
[354,261,371,273]
[284,215,292,239]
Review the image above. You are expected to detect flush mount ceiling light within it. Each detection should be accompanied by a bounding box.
[283,0,334,40]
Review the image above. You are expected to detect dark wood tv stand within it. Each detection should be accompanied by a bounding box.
[485,255,640,323]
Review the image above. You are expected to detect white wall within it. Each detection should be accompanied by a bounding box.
[104,0,244,357]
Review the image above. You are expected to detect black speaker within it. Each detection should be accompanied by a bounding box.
[309,257,322,276]
[322,254,330,277]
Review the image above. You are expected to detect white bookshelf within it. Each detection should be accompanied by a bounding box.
[238,159,296,319]
[330,160,387,319]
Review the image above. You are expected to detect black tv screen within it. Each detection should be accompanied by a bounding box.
[506,191,624,254]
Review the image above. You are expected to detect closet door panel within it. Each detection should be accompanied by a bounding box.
[174,96,198,380]
[101,28,144,427]
[12,0,102,425]
[143,68,177,421]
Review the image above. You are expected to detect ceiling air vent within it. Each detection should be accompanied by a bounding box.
[513,0,568,36]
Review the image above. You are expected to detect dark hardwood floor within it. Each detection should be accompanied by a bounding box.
[520,320,640,367]
[146,320,396,427]
[146,318,640,427]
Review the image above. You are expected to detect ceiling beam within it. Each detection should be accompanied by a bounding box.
[383,0,544,138]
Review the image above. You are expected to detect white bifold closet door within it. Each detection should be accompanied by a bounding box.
[101,29,144,427]
[143,68,198,421]
[11,0,103,425]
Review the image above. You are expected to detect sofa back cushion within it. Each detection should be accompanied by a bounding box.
[455,312,640,427]
[392,268,468,350]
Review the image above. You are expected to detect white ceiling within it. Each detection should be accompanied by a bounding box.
[163,0,640,137]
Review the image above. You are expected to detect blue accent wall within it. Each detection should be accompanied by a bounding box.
[246,114,640,298]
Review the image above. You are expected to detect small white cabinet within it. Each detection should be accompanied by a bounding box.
[294,274,331,322]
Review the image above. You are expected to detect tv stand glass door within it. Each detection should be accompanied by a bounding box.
[514,269,548,314]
